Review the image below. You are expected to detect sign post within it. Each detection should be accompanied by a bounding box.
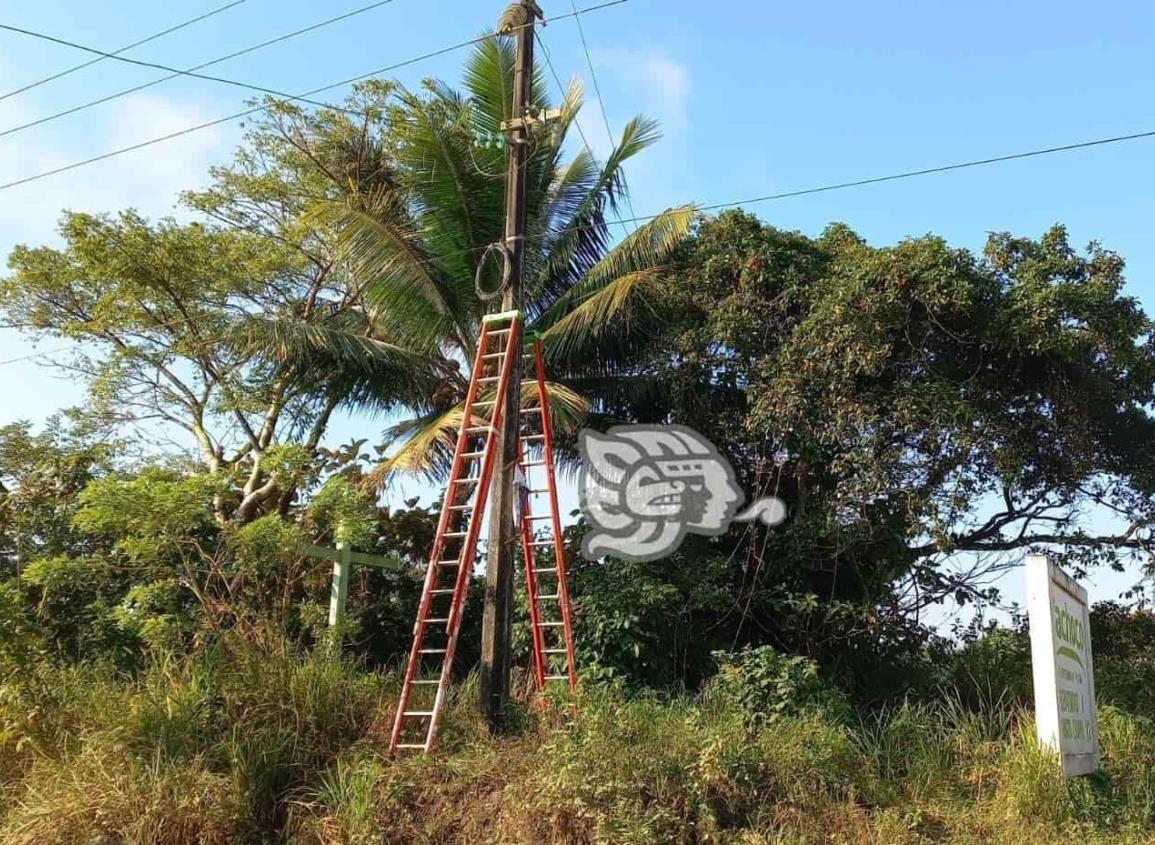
[1026,553,1099,777]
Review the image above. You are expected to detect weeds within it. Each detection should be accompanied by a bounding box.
[0,648,1152,844]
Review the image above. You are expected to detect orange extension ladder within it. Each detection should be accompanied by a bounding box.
[389,313,577,754]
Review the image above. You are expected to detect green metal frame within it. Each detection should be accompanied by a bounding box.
[302,543,404,650]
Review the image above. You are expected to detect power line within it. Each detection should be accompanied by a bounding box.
[567,0,639,230]
[436,124,1155,267]
[0,22,367,118]
[500,125,1155,243]
[0,0,248,103]
[569,0,614,150]
[8,54,1149,359]
[692,128,1155,214]
[0,0,400,140]
[0,0,630,192]
[535,30,631,237]
[0,346,75,367]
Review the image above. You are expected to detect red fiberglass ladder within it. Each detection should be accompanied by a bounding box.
[389,311,522,754]
[389,314,578,754]
[518,336,578,693]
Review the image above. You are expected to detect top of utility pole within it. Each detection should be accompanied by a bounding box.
[497,1,543,34]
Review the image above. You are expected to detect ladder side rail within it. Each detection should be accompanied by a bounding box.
[425,316,523,751]
[517,453,548,688]
[390,321,500,753]
[533,340,579,691]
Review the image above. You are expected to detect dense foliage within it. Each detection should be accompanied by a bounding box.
[563,211,1155,695]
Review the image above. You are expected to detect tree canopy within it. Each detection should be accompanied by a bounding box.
[558,212,1155,689]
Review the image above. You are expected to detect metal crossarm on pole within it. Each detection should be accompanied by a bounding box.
[389,311,524,754]
[517,339,578,692]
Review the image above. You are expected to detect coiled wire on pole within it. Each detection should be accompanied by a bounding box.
[475,240,513,301]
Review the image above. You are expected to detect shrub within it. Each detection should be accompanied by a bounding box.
[949,626,1033,709]
[705,646,851,727]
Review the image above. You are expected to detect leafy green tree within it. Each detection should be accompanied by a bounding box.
[0,420,115,574]
[571,211,1155,694]
[1,118,427,523]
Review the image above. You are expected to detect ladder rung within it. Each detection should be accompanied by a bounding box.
[534,567,557,574]
[545,675,569,680]
[431,588,455,594]
[403,710,435,717]
[412,679,440,685]
[444,532,468,538]
[424,618,450,624]
[537,621,564,627]
[395,743,427,749]
[526,514,551,521]
[473,399,496,407]
[544,649,568,654]
[537,594,559,600]
[523,460,546,467]
[529,540,554,547]
[448,504,473,511]
[521,434,545,441]
[479,376,500,384]
[520,407,542,414]
[453,476,481,484]
[467,426,491,433]
[461,451,485,458]
[437,559,461,566]
[526,488,548,493]
[419,648,447,654]
[482,352,505,359]
[486,328,512,335]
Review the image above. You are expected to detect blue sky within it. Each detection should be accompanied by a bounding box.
[1,0,1153,619]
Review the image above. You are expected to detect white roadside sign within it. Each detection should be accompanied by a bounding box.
[1026,554,1099,777]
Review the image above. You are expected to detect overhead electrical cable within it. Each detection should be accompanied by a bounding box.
[689,129,1155,214]
[0,21,369,117]
[567,0,639,230]
[0,0,248,102]
[534,29,631,236]
[418,124,1155,268]
[0,346,75,367]
[0,0,400,139]
[0,0,630,192]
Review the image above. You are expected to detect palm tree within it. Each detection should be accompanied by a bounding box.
[244,37,695,484]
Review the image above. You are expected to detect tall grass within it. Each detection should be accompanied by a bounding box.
[1,649,1152,844]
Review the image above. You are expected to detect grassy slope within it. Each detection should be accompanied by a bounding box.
[0,650,1152,845]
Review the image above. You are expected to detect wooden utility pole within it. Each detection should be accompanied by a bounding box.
[480,0,541,726]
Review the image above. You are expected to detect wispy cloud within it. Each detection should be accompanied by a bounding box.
[594,47,691,134]
[0,91,236,253]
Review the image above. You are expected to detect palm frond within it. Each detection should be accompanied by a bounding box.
[464,34,550,128]
[530,116,665,313]
[366,404,466,488]
[226,311,438,412]
[535,205,697,360]
[367,378,589,488]
[308,191,450,313]
[521,378,590,438]
[393,87,504,288]
[537,267,665,361]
